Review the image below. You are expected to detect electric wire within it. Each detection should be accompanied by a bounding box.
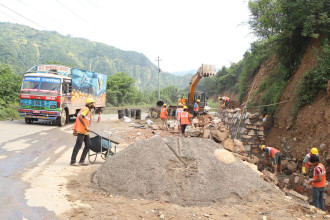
[0,2,46,29]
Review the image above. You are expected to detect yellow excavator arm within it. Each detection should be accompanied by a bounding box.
[188,64,216,102]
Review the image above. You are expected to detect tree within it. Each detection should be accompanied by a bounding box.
[0,64,21,107]
[106,72,136,106]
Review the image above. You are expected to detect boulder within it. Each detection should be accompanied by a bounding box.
[212,130,228,142]
[287,162,298,173]
[262,170,278,185]
[202,129,210,139]
[223,138,234,151]
[185,128,201,137]
[233,139,246,154]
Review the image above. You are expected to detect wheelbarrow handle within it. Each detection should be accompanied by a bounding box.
[89,130,100,136]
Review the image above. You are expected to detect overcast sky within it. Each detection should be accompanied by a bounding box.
[0,0,256,72]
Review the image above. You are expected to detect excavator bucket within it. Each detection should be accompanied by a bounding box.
[197,64,216,77]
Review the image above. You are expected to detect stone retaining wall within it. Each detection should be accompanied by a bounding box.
[217,108,265,152]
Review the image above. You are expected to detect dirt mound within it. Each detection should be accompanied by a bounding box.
[95,137,271,206]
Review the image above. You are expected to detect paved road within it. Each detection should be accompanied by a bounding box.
[0,119,74,220]
[0,113,148,220]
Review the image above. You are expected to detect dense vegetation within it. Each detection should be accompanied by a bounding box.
[0,22,192,91]
[198,0,329,116]
[0,64,21,120]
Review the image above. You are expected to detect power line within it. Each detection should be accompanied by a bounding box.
[56,0,89,24]
[0,7,20,23]
[0,2,46,29]
[13,0,71,32]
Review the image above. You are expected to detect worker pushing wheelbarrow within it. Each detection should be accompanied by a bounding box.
[88,130,119,164]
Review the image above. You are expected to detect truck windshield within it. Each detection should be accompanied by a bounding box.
[21,77,61,94]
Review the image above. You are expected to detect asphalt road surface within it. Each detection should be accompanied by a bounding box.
[0,118,75,219]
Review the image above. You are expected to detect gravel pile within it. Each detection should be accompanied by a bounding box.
[95,136,271,206]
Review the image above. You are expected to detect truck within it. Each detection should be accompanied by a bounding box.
[19,64,107,126]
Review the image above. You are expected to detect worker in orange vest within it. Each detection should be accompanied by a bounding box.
[176,103,184,131]
[261,145,282,175]
[160,103,168,130]
[180,106,191,134]
[193,99,200,117]
[302,147,319,175]
[70,98,94,166]
[307,155,326,211]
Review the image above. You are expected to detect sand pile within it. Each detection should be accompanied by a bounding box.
[95,137,271,206]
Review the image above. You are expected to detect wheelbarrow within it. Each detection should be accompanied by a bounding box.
[88,130,119,164]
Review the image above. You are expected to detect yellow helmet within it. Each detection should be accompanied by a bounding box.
[163,103,167,106]
[183,106,188,109]
[311,148,318,155]
[261,145,266,151]
[197,99,200,102]
[86,98,95,105]
[218,97,221,100]
[178,103,183,106]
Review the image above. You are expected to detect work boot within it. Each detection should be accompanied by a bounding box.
[79,161,88,166]
[70,162,78,166]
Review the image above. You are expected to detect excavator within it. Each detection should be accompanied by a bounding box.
[169,64,216,115]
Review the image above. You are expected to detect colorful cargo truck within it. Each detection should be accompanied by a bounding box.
[19,64,107,126]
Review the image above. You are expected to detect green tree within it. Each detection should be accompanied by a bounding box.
[106,72,136,106]
[0,64,21,106]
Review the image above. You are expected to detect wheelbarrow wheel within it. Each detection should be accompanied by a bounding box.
[88,150,97,164]
[101,150,114,160]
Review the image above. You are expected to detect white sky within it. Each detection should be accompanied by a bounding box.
[0,0,256,73]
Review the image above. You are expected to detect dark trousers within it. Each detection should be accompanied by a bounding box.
[181,124,188,134]
[71,134,91,163]
[312,187,325,211]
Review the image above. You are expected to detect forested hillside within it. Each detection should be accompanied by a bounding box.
[0,22,192,90]
[198,0,329,116]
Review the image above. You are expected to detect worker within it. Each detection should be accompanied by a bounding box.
[70,98,95,166]
[307,154,326,211]
[180,106,192,134]
[160,103,168,130]
[223,96,230,108]
[193,99,200,117]
[302,147,319,175]
[261,145,282,175]
[176,103,184,131]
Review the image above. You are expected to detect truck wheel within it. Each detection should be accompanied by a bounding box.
[25,118,32,124]
[57,109,67,127]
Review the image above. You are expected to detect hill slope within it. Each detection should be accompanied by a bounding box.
[0,22,191,90]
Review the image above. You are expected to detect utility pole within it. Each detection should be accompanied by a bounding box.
[155,56,162,100]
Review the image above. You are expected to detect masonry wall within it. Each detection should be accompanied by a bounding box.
[217,108,265,152]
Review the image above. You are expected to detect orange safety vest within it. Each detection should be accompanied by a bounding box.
[180,111,191,125]
[225,97,230,101]
[193,102,199,112]
[72,107,91,135]
[265,147,280,158]
[160,107,167,119]
[312,163,326,188]
[176,108,183,120]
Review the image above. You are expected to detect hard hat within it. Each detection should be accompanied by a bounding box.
[178,103,183,106]
[261,145,266,150]
[311,147,318,155]
[183,106,188,109]
[163,103,167,106]
[86,98,95,105]
[218,97,221,100]
[197,99,200,102]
